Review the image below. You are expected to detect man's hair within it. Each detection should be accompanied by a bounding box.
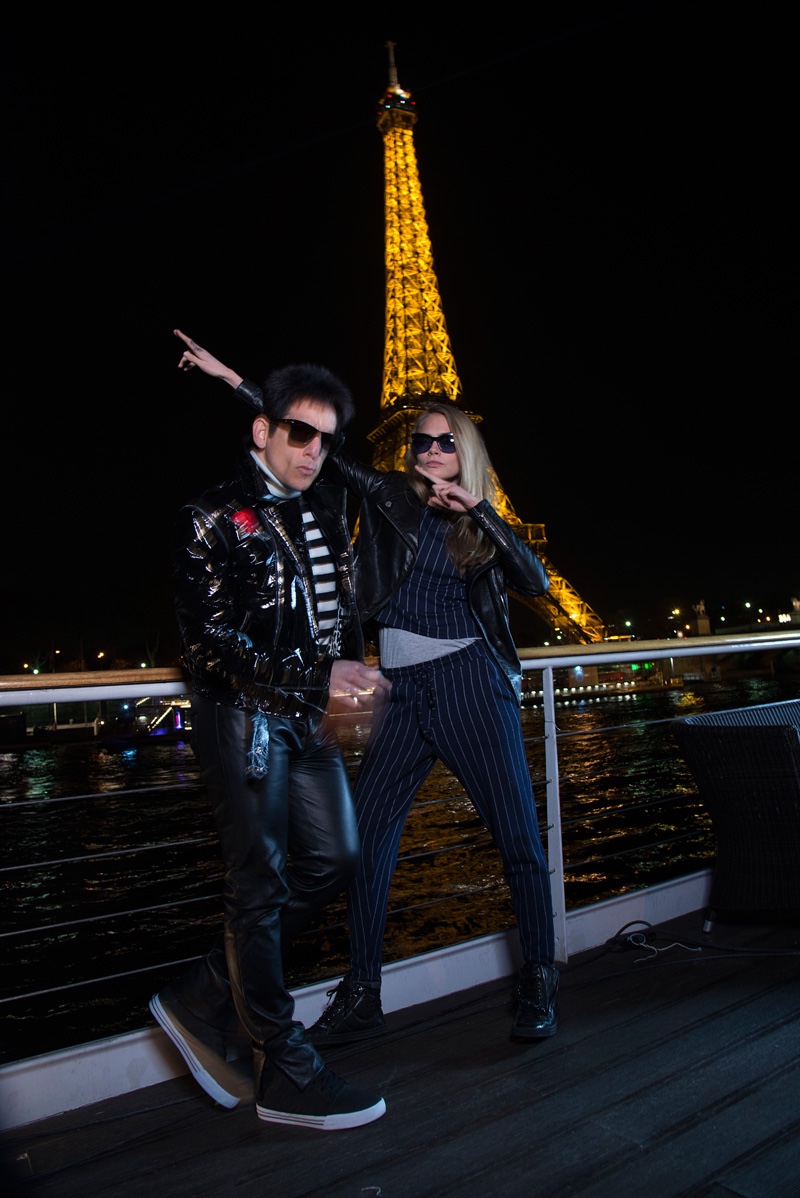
[261,363,355,429]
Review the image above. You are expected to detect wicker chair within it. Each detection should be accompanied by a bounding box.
[673,700,800,931]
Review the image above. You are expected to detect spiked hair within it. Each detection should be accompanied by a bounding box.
[261,363,356,430]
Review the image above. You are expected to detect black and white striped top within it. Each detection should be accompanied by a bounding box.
[302,503,340,654]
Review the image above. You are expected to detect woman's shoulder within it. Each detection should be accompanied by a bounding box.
[330,454,413,495]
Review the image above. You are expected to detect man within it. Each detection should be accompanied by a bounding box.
[149,332,388,1130]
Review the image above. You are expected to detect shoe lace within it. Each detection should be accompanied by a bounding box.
[322,981,350,1017]
[518,971,547,1010]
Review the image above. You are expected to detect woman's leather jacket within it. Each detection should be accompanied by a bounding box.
[174,438,362,722]
[324,455,550,702]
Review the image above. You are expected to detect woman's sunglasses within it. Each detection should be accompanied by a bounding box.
[271,418,344,454]
[410,432,457,454]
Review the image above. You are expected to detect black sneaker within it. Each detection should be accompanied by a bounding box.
[149,986,252,1108]
[307,975,387,1046]
[511,963,559,1039]
[256,1064,386,1130]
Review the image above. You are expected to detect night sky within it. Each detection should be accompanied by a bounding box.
[4,8,797,673]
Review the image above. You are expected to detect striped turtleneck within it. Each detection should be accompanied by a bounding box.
[251,451,340,655]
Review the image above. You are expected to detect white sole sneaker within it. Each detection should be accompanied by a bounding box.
[255,1064,386,1130]
[256,1095,386,1130]
[149,992,248,1109]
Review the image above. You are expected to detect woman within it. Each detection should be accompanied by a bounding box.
[174,329,559,1042]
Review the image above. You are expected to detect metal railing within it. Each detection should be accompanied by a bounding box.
[1,630,799,1071]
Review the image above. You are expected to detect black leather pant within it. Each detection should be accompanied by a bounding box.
[172,695,360,1085]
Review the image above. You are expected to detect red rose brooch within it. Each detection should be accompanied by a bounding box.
[231,508,259,538]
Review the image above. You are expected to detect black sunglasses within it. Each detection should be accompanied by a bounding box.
[271,418,344,454]
[410,431,457,454]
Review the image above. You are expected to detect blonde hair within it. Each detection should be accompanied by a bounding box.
[404,403,499,570]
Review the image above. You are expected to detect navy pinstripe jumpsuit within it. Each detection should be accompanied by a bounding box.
[330,462,556,987]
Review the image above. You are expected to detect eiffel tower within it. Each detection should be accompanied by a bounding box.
[369,43,606,644]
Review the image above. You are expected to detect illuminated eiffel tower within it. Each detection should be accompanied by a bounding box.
[370,44,606,644]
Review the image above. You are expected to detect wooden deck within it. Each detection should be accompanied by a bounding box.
[3,908,800,1198]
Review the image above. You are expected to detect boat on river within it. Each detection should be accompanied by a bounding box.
[520,667,685,706]
[0,697,192,748]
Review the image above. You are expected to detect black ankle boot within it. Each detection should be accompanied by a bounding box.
[308,974,387,1046]
[511,962,559,1039]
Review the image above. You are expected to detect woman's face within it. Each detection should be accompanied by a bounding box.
[412,413,460,483]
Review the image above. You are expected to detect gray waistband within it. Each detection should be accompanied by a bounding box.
[378,626,478,668]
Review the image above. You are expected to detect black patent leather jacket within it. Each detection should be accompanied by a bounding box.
[173,438,362,721]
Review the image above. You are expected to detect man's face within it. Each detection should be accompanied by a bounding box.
[253,397,338,492]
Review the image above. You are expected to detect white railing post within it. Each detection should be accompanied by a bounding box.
[541,665,568,963]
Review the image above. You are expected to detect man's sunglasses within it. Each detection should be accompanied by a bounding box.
[410,432,457,454]
[271,418,344,454]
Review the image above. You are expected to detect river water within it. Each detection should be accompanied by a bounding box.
[1,673,796,1063]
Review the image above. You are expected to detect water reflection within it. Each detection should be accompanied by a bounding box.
[1,675,796,1062]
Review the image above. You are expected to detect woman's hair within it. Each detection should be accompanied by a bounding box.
[404,402,499,570]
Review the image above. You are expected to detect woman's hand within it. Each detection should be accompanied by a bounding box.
[415,465,479,512]
[174,329,244,388]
